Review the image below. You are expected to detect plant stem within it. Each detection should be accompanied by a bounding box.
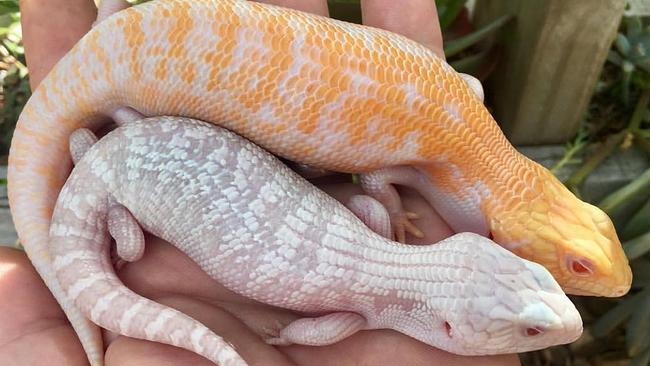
[443,15,512,58]
[551,132,588,174]
[634,131,650,155]
[623,229,650,261]
[598,168,650,215]
[629,89,650,132]
[565,131,626,192]
[565,88,650,192]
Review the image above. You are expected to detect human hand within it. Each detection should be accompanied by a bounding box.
[5,0,518,364]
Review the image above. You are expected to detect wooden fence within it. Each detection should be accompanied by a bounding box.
[474,0,627,145]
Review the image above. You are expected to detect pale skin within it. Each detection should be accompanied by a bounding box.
[0,0,519,364]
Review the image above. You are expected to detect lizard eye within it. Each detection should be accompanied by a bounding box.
[566,256,593,276]
[524,326,544,336]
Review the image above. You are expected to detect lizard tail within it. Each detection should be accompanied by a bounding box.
[8,72,112,363]
[49,190,248,366]
[7,3,172,363]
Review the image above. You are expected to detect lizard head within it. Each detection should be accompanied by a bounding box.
[408,233,583,355]
[489,167,632,297]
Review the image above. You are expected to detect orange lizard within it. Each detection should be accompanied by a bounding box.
[8,4,630,340]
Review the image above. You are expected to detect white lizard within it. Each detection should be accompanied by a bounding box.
[50,116,583,365]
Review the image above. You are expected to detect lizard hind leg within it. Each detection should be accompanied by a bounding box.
[109,106,146,126]
[107,204,145,269]
[266,312,367,346]
[69,128,98,165]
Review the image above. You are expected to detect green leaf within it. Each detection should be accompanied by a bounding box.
[617,33,631,56]
[626,290,650,356]
[0,13,13,28]
[627,16,643,38]
[437,0,467,30]
[327,1,361,24]
[624,231,650,261]
[607,50,624,66]
[598,168,650,216]
[591,290,645,337]
[623,198,650,240]
[631,258,650,288]
[0,0,19,16]
[449,50,487,75]
[639,58,650,74]
[444,14,512,58]
[630,344,650,366]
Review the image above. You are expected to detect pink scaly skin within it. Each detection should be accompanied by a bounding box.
[345,195,393,239]
[51,117,582,365]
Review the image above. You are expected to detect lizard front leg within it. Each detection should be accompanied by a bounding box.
[266,312,367,346]
[262,196,379,347]
[359,167,425,242]
[360,165,490,241]
[94,1,148,127]
[458,73,484,102]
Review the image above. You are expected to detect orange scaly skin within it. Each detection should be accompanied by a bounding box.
[8,2,630,350]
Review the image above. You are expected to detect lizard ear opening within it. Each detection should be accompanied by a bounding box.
[444,321,452,338]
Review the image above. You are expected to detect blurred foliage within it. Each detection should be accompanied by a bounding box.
[0,0,28,156]
[536,15,650,366]
[607,17,650,106]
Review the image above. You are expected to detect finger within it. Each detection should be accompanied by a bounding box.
[282,328,521,366]
[116,235,300,342]
[94,0,130,27]
[360,0,444,57]
[20,0,97,89]
[0,247,87,365]
[105,295,295,366]
[253,0,329,16]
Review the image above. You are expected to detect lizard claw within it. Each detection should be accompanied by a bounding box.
[405,211,420,220]
[393,211,424,242]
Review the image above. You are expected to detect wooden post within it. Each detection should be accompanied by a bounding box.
[473,0,626,145]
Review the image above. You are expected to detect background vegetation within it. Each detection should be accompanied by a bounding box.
[1,0,649,364]
[0,0,27,157]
